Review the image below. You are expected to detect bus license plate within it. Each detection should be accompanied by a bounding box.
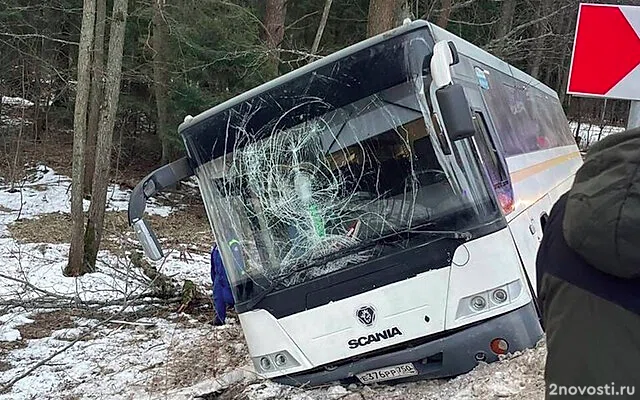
[356,363,418,384]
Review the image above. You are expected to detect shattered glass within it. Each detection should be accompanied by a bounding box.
[184,31,502,303]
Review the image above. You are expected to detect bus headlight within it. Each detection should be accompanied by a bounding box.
[471,296,487,310]
[455,280,523,320]
[492,288,508,303]
[274,353,287,367]
[259,357,272,371]
[253,350,300,373]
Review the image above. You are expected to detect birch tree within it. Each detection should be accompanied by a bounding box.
[66,0,96,277]
[84,0,107,195]
[84,0,129,269]
[310,0,333,55]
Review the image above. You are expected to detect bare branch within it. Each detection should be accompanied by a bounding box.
[487,3,575,47]
[286,11,320,30]
[421,0,480,19]
[311,0,333,55]
[0,32,79,46]
[448,18,499,27]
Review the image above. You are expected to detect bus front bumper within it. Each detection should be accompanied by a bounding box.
[272,301,543,387]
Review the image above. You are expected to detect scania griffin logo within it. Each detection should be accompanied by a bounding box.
[355,305,376,326]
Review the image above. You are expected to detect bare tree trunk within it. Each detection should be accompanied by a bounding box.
[493,0,516,58]
[264,0,286,77]
[367,0,403,37]
[65,0,96,277]
[528,0,552,79]
[310,0,333,55]
[436,0,454,28]
[152,0,172,165]
[557,7,575,107]
[597,99,608,141]
[557,58,570,105]
[574,99,582,145]
[33,42,43,142]
[84,0,129,270]
[85,0,107,196]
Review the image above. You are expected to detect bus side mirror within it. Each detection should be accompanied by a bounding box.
[430,40,473,141]
[133,218,163,261]
[128,156,195,262]
[436,84,475,141]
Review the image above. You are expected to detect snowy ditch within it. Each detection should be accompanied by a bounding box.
[0,164,551,399]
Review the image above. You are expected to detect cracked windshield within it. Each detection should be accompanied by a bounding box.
[192,79,501,302]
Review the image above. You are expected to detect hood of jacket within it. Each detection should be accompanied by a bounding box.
[563,126,640,279]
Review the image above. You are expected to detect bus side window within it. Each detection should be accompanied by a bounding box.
[471,111,508,187]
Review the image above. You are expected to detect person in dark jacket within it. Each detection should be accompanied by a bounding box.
[211,243,235,325]
[536,127,640,399]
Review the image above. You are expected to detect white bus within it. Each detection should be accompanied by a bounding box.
[128,19,582,386]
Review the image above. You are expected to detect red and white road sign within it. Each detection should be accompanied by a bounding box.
[567,3,640,100]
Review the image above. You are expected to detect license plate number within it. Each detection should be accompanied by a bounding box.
[356,363,418,384]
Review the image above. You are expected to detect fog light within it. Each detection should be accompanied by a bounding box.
[475,352,486,361]
[471,296,486,311]
[274,353,287,367]
[259,357,272,370]
[492,289,508,303]
[490,338,509,355]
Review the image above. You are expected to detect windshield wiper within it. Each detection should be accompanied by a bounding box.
[242,227,471,310]
[381,227,472,241]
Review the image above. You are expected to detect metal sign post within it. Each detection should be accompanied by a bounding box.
[628,101,640,130]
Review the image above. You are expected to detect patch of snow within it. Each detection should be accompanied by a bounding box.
[0,329,21,342]
[105,183,175,216]
[1,96,33,107]
[0,318,218,400]
[0,311,34,342]
[156,250,212,289]
[50,327,89,341]
[0,115,30,127]
[568,122,626,150]
[0,312,34,326]
[0,237,213,304]
[0,240,150,302]
[160,368,259,400]
[0,164,175,237]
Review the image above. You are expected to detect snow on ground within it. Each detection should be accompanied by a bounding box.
[568,121,626,150]
[0,164,174,236]
[1,314,249,400]
[0,313,33,343]
[0,164,550,399]
[1,96,34,107]
[0,239,149,303]
[157,250,213,289]
[0,164,189,306]
[162,341,547,400]
[0,114,30,127]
